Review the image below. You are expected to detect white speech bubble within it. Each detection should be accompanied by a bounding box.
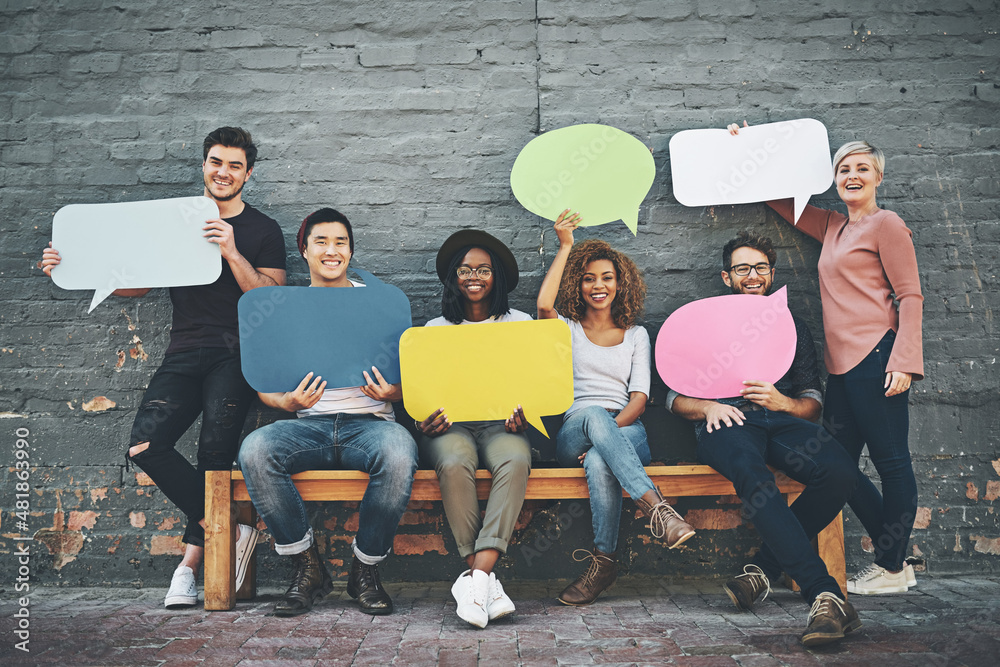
[51,197,222,312]
[668,118,833,223]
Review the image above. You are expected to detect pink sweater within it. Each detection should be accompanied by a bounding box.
[768,199,924,380]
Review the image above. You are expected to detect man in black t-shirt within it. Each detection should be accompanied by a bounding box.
[668,231,861,648]
[41,127,286,609]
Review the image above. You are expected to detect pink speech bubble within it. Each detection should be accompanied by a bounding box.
[655,287,796,399]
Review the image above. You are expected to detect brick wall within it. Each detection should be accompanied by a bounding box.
[1,1,998,586]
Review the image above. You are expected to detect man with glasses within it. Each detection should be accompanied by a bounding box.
[667,231,862,648]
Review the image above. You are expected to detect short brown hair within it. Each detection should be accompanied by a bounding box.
[722,231,776,270]
[203,126,258,170]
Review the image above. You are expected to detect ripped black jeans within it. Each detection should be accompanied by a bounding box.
[128,348,255,547]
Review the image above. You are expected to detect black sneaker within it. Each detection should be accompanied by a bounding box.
[724,564,771,611]
[801,591,862,647]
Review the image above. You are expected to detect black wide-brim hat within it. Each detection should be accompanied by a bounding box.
[435,229,519,291]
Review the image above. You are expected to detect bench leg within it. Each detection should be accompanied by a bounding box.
[782,492,847,599]
[204,470,235,611]
[235,502,257,600]
[818,511,847,598]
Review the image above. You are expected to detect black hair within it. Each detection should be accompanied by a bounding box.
[722,230,777,270]
[203,127,258,170]
[298,207,354,255]
[441,245,512,324]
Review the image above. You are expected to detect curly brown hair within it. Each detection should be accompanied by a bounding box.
[555,239,646,328]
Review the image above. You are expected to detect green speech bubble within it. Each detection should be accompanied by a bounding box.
[510,124,656,235]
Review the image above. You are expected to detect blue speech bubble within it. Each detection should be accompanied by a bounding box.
[238,269,412,392]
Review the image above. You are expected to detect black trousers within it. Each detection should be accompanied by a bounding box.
[128,347,255,546]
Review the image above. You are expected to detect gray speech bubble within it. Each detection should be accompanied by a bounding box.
[51,196,222,312]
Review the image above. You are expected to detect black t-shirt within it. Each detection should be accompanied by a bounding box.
[166,203,286,354]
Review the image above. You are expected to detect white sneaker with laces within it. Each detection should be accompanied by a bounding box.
[847,563,908,595]
[486,572,516,621]
[234,523,260,592]
[451,569,489,628]
[165,565,198,608]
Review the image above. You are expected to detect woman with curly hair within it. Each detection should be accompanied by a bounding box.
[537,210,696,606]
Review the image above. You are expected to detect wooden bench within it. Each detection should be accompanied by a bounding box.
[203,465,845,611]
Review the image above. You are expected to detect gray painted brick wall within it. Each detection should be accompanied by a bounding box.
[1,0,998,586]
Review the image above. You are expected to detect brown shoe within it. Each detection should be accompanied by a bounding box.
[273,541,333,617]
[557,549,617,606]
[800,591,862,647]
[634,488,696,548]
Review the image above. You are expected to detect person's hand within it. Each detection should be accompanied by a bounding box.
[727,120,749,135]
[704,402,745,433]
[40,242,61,278]
[417,407,451,436]
[884,371,912,397]
[281,372,327,411]
[361,366,401,402]
[203,218,239,261]
[740,380,792,412]
[505,405,527,433]
[554,209,580,249]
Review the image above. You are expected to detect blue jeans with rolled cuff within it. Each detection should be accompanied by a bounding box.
[556,406,653,554]
[825,329,917,572]
[695,409,858,602]
[238,413,418,561]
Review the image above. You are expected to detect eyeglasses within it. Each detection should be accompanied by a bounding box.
[457,267,493,280]
[729,263,772,276]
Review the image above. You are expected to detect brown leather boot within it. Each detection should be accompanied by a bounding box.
[557,549,617,606]
[634,488,696,549]
[274,541,333,617]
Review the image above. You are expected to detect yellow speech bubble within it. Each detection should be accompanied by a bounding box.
[399,319,574,438]
[510,124,656,235]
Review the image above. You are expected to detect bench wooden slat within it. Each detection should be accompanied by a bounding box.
[206,466,846,611]
[229,465,804,501]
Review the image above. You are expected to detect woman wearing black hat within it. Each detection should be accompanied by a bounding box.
[419,229,533,629]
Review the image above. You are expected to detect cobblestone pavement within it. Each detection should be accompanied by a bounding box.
[2,575,998,666]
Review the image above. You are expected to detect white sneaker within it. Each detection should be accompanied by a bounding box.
[165,565,198,608]
[847,563,908,595]
[903,562,917,588]
[450,569,489,628]
[234,523,260,592]
[486,572,516,621]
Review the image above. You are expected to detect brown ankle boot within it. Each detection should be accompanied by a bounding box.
[635,488,696,549]
[557,549,617,606]
[274,541,333,617]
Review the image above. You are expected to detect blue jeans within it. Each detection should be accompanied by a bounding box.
[825,330,917,571]
[239,413,417,560]
[695,409,858,602]
[127,347,256,547]
[556,406,653,553]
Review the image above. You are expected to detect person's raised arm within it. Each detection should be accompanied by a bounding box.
[202,219,287,292]
[537,209,580,319]
[258,372,326,412]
